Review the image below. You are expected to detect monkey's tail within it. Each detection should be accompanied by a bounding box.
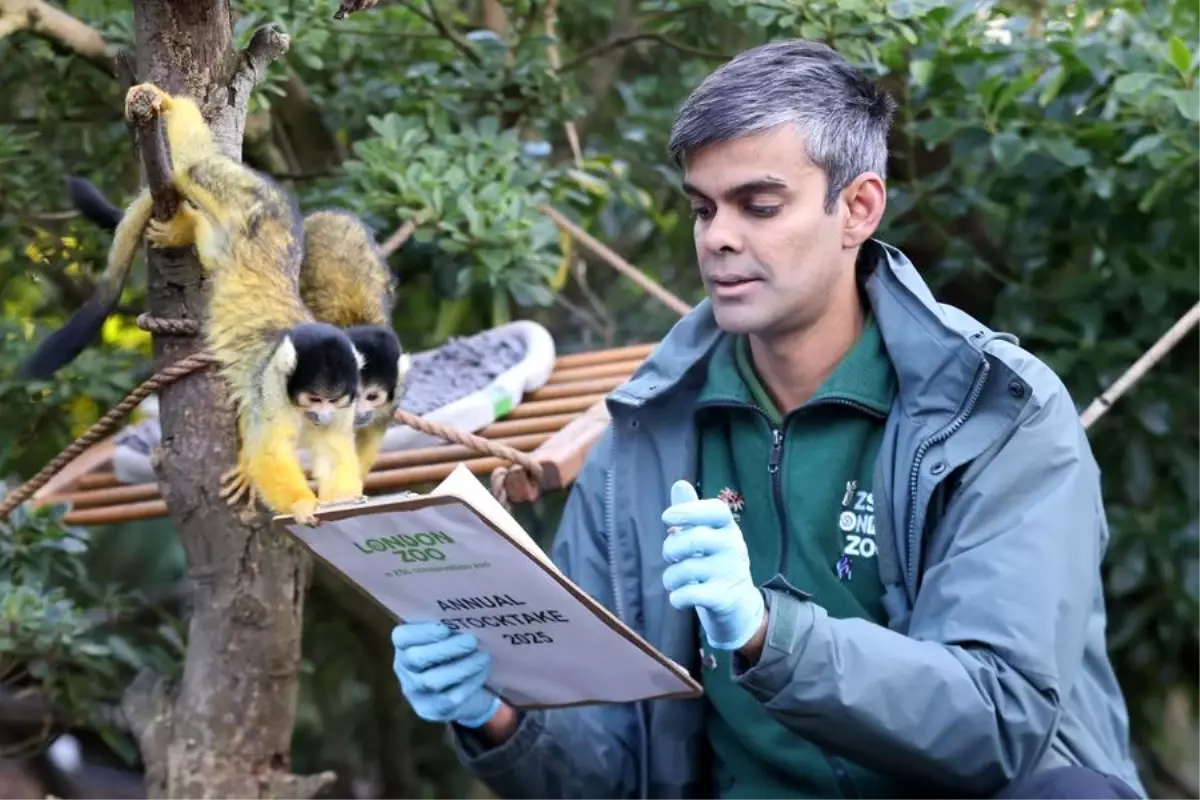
[68,176,123,231]
[19,190,153,380]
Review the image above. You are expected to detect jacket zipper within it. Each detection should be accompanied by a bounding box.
[904,359,989,591]
[768,425,787,572]
[699,397,879,799]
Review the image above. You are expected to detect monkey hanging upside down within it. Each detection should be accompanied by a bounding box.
[26,83,370,525]
[62,184,412,513]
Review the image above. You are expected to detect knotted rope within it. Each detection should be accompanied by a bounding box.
[0,313,540,521]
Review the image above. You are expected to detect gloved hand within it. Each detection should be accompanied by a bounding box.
[661,480,765,651]
[392,621,501,728]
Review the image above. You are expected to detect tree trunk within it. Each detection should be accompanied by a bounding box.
[116,2,333,798]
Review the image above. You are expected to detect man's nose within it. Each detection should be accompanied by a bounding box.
[696,210,743,255]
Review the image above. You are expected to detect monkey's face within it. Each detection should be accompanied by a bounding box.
[297,390,354,426]
[282,322,363,426]
[354,383,390,428]
[346,325,408,428]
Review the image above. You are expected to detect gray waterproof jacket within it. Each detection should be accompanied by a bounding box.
[448,240,1146,799]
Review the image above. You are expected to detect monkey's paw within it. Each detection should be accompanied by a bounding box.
[218,465,259,512]
[145,216,195,249]
[124,83,170,122]
[290,497,320,527]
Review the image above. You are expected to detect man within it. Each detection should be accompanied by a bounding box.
[388,39,1145,799]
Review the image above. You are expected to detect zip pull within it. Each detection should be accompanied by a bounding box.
[768,427,783,474]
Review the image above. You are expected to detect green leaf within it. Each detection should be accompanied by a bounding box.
[1170,89,1200,121]
[910,59,934,88]
[989,131,1026,170]
[1167,35,1192,77]
[1112,72,1159,96]
[1038,65,1067,107]
[1042,137,1092,168]
[1118,133,1166,163]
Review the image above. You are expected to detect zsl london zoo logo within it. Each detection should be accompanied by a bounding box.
[839,480,876,559]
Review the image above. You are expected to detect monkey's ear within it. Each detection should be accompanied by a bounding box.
[396,352,412,383]
[270,334,299,376]
[353,345,367,371]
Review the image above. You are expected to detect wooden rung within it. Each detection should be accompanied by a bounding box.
[553,343,654,368]
[546,359,644,385]
[49,482,160,509]
[478,412,577,437]
[63,499,168,526]
[503,394,607,419]
[77,471,119,490]
[525,376,625,401]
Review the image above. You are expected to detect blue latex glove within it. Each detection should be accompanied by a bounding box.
[661,480,766,651]
[391,621,501,728]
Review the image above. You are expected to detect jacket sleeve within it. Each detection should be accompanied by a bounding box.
[446,427,643,799]
[730,364,1107,796]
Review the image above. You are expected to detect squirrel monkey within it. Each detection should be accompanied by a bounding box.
[219,210,409,510]
[120,83,364,525]
[297,209,410,478]
[64,186,410,493]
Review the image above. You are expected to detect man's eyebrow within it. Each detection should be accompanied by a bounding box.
[680,177,789,201]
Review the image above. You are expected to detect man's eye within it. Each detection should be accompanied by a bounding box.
[746,205,779,217]
[690,206,714,221]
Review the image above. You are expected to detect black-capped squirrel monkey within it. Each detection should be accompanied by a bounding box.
[64,186,410,501]
[73,84,364,525]
[296,209,410,477]
[219,210,409,509]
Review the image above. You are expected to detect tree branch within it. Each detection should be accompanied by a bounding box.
[0,0,111,73]
[266,770,339,798]
[229,24,291,110]
[120,670,172,799]
[558,31,727,73]
[123,84,180,221]
[395,0,482,65]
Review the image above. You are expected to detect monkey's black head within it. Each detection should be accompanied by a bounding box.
[345,324,407,428]
[283,322,362,427]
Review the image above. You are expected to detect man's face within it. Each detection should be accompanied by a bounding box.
[682,125,857,339]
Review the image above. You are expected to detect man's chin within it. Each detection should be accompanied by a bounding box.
[710,303,768,336]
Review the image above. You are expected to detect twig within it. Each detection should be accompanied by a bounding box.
[395,0,481,65]
[1080,300,1200,429]
[538,204,692,317]
[558,32,727,73]
[229,24,292,108]
[124,85,180,220]
[380,212,424,257]
[542,0,582,166]
[0,0,111,73]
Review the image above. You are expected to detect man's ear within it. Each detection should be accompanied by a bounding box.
[841,172,887,249]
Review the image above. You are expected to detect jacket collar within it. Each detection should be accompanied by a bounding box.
[608,239,994,424]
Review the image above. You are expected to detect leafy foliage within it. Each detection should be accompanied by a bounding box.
[0,499,182,762]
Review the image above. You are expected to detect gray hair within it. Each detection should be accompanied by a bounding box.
[667,39,897,212]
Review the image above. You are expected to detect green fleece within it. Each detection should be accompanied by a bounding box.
[693,315,906,799]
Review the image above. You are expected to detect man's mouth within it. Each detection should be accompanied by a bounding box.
[709,275,762,292]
